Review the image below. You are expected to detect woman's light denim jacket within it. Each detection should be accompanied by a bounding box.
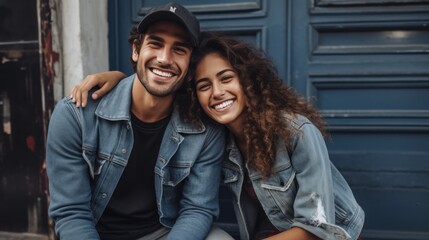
[46,75,226,240]
[222,114,364,240]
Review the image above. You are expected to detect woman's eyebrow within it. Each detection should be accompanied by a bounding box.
[216,69,235,77]
[195,69,235,84]
[195,77,208,85]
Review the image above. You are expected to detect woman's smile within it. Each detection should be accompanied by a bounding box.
[213,99,234,111]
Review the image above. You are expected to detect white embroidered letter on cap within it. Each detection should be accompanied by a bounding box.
[169,6,176,13]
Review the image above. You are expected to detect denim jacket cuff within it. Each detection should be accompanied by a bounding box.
[292,221,351,240]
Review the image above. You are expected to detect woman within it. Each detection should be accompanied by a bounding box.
[72,32,364,240]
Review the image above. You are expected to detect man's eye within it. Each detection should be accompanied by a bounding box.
[174,47,188,55]
[148,42,162,48]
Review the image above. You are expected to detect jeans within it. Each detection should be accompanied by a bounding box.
[136,225,234,240]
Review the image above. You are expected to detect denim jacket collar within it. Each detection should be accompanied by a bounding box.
[94,74,205,134]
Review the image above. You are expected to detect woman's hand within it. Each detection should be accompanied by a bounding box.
[71,71,126,107]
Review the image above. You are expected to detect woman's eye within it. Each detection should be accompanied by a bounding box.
[221,76,233,82]
[197,84,210,91]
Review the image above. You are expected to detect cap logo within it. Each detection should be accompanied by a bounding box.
[169,6,177,13]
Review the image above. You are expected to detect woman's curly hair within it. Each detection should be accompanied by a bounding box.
[185,32,327,177]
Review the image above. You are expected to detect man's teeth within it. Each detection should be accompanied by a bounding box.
[153,69,173,77]
[214,100,233,110]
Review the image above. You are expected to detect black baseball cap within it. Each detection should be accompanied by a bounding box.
[137,2,200,47]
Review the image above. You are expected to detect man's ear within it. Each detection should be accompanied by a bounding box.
[132,43,139,62]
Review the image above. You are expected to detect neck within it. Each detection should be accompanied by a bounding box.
[131,78,174,122]
[226,117,247,157]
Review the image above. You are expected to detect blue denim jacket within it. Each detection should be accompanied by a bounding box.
[46,75,226,240]
[222,114,364,240]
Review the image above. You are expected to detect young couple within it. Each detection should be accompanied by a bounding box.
[47,2,364,240]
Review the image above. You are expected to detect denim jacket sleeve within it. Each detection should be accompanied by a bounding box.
[165,123,225,240]
[289,122,347,239]
[46,98,100,240]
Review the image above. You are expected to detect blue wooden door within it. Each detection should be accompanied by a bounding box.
[108,0,429,239]
[293,1,429,239]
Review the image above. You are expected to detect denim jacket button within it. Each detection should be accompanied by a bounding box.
[121,148,127,154]
[101,193,107,198]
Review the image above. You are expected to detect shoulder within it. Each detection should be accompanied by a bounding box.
[52,96,81,120]
[51,91,104,131]
[282,113,325,149]
[201,117,225,132]
[48,97,84,142]
[283,113,313,131]
[171,106,225,135]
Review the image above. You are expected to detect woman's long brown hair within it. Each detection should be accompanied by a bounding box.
[185,32,327,177]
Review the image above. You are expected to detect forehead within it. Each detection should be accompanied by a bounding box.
[198,52,232,69]
[145,21,191,44]
[195,52,234,79]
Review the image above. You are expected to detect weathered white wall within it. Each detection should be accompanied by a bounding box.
[60,0,109,99]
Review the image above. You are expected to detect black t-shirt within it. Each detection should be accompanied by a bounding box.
[243,168,280,240]
[96,113,170,240]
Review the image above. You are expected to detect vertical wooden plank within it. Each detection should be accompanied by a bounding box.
[37,0,61,239]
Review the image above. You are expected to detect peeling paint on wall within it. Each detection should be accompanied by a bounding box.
[38,0,61,239]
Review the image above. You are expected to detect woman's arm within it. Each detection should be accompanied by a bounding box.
[286,122,341,239]
[71,71,126,107]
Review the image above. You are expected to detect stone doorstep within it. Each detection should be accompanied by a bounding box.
[0,232,48,240]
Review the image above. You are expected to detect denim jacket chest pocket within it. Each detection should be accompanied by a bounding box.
[82,147,108,180]
[162,160,191,187]
[252,162,298,219]
[159,157,191,204]
[221,162,241,194]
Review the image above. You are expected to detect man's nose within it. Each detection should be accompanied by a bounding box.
[157,48,173,65]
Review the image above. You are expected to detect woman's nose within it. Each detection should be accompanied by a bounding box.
[213,82,225,98]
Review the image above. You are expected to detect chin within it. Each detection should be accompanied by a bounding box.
[214,117,231,125]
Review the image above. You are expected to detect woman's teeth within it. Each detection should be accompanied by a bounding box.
[214,100,233,110]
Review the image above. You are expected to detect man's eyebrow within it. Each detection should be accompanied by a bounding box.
[146,34,192,49]
[146,35,163,42]
[174,41,192,49]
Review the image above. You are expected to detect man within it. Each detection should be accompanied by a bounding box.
[46,3,231,240]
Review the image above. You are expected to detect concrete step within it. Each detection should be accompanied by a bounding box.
[0,232,48,240]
